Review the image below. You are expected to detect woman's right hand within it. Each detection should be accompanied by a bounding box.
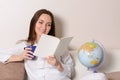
[19,48,34,60]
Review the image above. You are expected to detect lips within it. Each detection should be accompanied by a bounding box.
[38,29,46,34]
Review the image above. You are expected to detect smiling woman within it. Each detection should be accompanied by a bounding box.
[0,9,75,80]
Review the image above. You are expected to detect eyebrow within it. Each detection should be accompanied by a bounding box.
[38,19,52,23]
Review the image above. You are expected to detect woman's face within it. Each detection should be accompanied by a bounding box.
[35,13,52,38]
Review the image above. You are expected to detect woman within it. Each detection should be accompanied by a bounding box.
[0,9,74,80]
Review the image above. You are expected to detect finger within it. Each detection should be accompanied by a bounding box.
[49,56,56,60]
[43,56,49,60]
[43,57,47,59]
[25,56,33,60]
[48,55,54,58]
[25,48,32,51]
[26,54,34,60]
[26,53,34,57]
[27,51,33,54]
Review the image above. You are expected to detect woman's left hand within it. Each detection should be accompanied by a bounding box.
[44,55,64,72]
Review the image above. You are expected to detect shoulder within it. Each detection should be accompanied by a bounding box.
[15,41,28,47]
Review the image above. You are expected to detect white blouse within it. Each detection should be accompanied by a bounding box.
[0,42,75,80]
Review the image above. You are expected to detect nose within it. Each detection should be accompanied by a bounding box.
[41,24,47,29]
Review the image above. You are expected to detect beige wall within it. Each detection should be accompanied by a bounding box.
[0,0,120,51]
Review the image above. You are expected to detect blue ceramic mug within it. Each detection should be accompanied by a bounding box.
[24,46,37,60]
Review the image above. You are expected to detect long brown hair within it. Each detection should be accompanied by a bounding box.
[27,9,55,45]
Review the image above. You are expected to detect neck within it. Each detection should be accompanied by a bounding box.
[36,35,40,43]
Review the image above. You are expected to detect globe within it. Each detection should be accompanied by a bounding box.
[78,41,105,73]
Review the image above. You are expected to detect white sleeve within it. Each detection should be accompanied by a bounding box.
[0,42,26,63]
[59,50,75,79]
[0,53,11,63]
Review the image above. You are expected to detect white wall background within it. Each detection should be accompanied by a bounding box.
[0,0,120,50]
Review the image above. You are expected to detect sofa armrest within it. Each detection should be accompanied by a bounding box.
[0,62,25,80]
[105,71,120,80]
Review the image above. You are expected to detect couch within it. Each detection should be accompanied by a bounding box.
[106,71,120,80]
[0,50,120,80]
[0,62,26,80]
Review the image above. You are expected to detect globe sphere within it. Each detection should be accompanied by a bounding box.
[78,41,105,72]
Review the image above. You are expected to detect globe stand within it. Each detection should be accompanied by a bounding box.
[88,67,97,73]
[93,69,97,73]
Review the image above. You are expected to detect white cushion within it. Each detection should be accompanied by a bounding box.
[79,73,108,80]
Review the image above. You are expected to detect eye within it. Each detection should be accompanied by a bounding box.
[38,21,43,24]
[47,23,52,27]
[48,24,51,26]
